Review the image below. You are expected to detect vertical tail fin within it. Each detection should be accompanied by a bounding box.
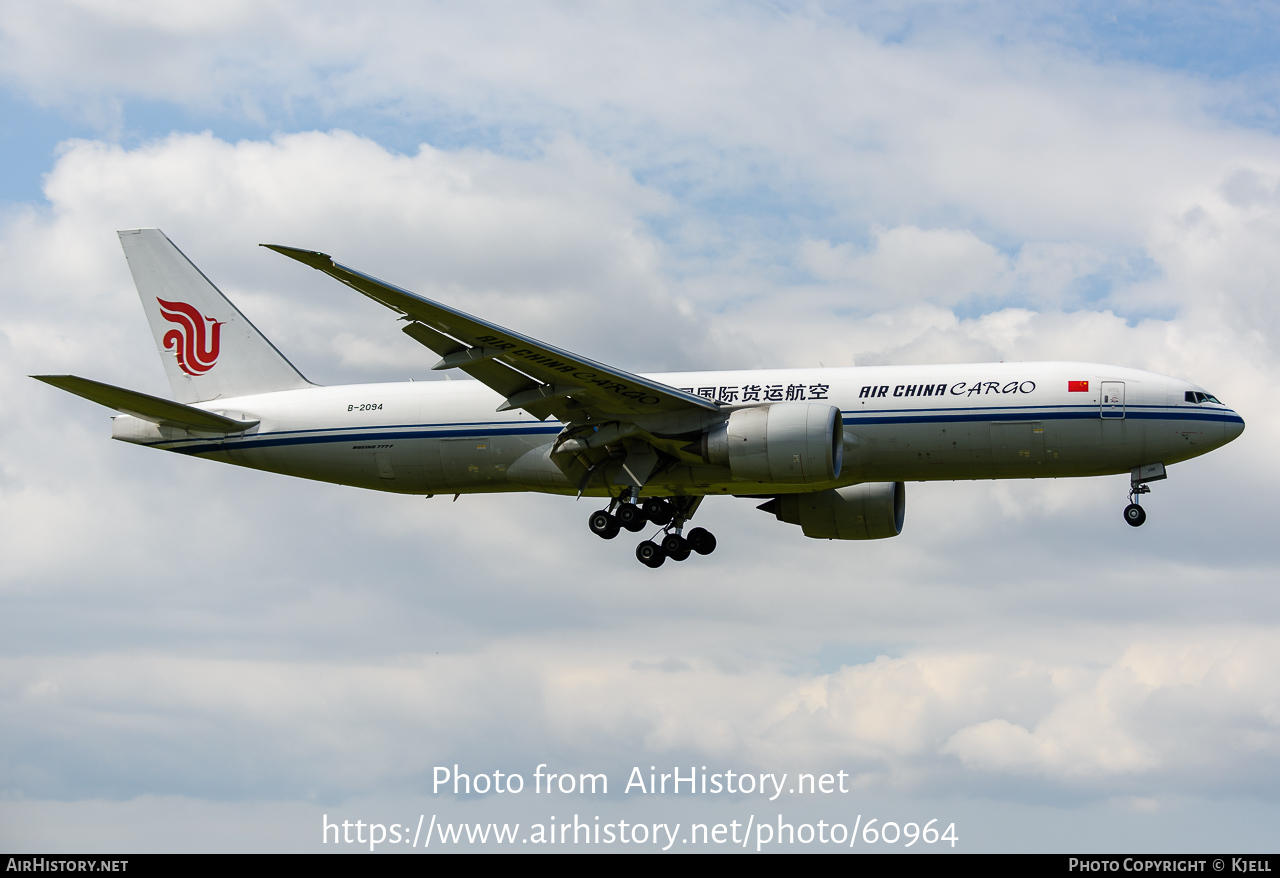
[119,229,312,402]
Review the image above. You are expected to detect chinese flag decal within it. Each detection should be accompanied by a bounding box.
[1068,380,1089,392]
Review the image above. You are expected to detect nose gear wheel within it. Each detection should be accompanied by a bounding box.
[1123,503,1146,527]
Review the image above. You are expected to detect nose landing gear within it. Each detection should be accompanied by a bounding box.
[1123,463,1166,528]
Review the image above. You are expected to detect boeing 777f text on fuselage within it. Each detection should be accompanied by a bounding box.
[35,230,1245,568]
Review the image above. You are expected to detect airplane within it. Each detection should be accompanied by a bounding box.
[34,229,1246,568]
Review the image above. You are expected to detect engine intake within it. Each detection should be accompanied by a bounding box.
[704,403,843,484]
[761,482,906,540]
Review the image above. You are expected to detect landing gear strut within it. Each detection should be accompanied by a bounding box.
[588,495,717,568]
[1123,463,1166,528]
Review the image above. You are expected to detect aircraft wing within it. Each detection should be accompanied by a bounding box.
[32,375,259,432]
[263,244,721,423]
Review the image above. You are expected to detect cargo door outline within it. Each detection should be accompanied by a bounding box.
[441,436,502,487]
[990,421,1046,473]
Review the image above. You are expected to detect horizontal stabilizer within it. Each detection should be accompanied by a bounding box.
[32,375,259,433]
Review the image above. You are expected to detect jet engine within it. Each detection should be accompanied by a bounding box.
[702,403,843,484]
[760,481,906,539]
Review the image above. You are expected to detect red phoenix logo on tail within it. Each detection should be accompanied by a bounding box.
[157,298,223,375]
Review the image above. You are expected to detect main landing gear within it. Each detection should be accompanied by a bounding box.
[588,494,716,568]
[1123,463,1167,528]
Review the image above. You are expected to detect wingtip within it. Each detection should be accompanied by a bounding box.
[261,243,334,269]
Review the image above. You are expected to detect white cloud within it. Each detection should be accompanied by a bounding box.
[3,1,1274,244]
[944,634,1280,789]
[798,226,1011,307]
[5,632,1278,809]
[6,130,712,382]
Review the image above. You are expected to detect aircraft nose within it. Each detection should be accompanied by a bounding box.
[1224,411,1245,442]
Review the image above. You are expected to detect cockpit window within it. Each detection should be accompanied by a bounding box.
[1185,391,1223,404]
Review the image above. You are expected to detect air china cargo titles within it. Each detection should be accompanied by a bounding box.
[858,381,1037,399]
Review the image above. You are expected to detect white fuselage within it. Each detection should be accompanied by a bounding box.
[109,361,1245,498]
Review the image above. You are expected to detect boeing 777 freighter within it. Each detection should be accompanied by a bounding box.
[34,230,1245,567]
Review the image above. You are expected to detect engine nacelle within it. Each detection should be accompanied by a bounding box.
[763,482,906,539]
[704,403,843,484]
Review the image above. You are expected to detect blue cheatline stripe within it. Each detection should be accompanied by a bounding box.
[162,423,563,455]
[154,404,1244,456]
[837,401,1219,416]
[209,418,538,439]
[840,401,1236,417]
[841,407,1243,426]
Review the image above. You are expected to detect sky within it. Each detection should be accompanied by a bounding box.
[1,0,1279,854]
